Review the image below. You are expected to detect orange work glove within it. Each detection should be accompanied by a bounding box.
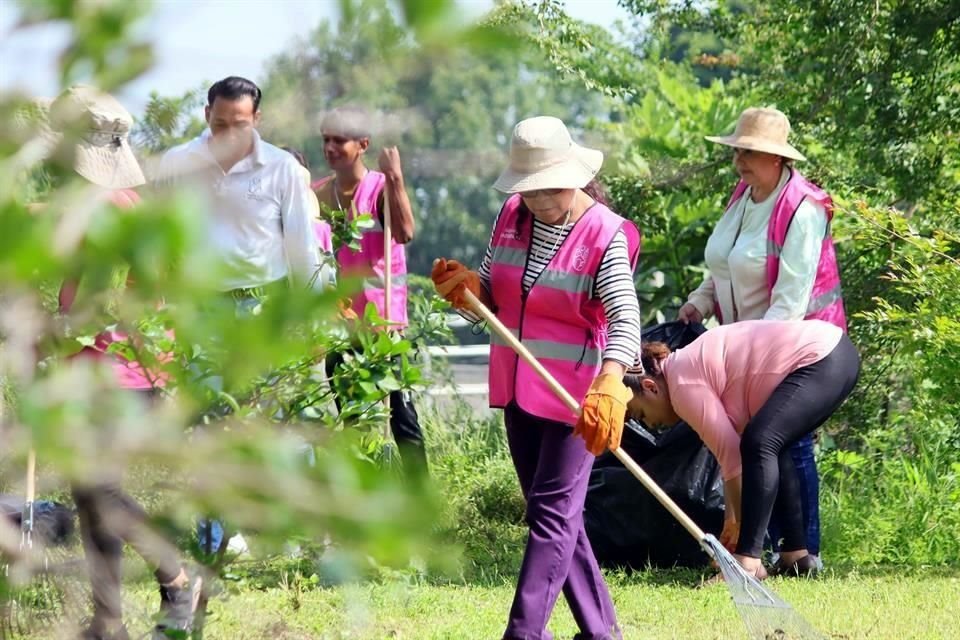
[431,258,481,310]
[574,373,633,456]
[719,518,740,553]
[338,298,359,322]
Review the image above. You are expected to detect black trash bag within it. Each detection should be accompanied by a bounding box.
[585,321,726,568]
[0,494,77,547]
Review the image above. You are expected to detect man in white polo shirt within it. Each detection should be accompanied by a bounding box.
[156,76,332,297]
[155,77,331,554]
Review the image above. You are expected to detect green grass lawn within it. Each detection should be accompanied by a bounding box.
[102,569,957,639]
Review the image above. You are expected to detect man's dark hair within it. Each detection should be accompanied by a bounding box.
[207,76,262,111]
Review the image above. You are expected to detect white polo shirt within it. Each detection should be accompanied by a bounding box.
[156,129,332,292]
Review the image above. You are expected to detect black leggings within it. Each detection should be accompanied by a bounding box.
[735,334,860,558]
[72,482,182,622]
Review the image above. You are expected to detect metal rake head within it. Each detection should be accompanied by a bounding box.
[701,534,826,640]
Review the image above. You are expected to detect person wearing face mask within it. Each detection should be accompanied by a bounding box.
[432,116,642,640]
[677,107,847,570]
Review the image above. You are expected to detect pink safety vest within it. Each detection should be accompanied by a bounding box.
[313,220,333,254]
[60,189,171,389]
[313,171,408,327]
[717,169,847,331]
[488,195,641,424]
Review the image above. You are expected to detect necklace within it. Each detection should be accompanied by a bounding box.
[332,168,369,212]
[534,208,572,264]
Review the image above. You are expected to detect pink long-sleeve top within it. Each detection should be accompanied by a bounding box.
[58,188,171,390]
[662,320,843,481]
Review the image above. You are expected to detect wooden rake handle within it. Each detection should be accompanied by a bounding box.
[383,191,393,440]
[26,448,36,505]
[462,288,708,543]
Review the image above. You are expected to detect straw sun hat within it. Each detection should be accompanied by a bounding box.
[40,85,145,189]
[493,116,603,193]
[705,107,806,162]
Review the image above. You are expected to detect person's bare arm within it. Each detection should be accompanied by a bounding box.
[724,475,743,523]
[378,146,415,244]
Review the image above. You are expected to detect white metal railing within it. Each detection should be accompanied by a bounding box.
[421,315,490,396]
[426,383,489,397]
[444,314,472,329]
[425,344,489,358]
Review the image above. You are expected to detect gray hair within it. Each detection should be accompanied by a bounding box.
[321,106,372,140]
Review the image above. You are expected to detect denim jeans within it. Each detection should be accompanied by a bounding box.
[766,433,821,555]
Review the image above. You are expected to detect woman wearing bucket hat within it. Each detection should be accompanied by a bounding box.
[677,107,848,574]
[432,116,642,640]
[37,85,200,640]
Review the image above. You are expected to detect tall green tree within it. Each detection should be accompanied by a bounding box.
[256,0,607,277]
[623,0,960,202]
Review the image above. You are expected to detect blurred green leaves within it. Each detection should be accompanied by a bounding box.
[0,1,486,612]
[15,0,154,91]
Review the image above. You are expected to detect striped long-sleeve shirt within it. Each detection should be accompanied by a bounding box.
[466,209,642,368]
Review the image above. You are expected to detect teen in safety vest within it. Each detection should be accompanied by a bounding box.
[312,107,412,326]
[678,107,846,570]
[312,106,427,478]
[433,116,642,640]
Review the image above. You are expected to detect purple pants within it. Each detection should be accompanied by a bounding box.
[503,402,621,640]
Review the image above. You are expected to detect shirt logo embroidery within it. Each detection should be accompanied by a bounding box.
[573,246,589,271]
[246,177,263,199]
[499,228,524,243]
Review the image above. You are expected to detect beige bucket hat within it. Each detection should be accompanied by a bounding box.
[42,85,145,189]
[493,116,603,193]
[705,107,806,161]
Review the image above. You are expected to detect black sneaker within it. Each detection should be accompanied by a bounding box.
[152,574,202,639]
[770,553,820,578]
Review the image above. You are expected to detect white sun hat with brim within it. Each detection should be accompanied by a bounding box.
[493,116,604,194]
[41,85,146,189]
[705,107,806,162]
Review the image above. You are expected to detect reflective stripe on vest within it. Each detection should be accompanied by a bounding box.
[329,170,408,326]
[767,217,833,259]
[806,281,843,315]
[490,245,527,267]
[486,195,641,423]
[490,331,603,367]
[363,273,408,290]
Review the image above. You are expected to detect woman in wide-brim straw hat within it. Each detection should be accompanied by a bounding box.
[432,116,643,639]
[677,107,848,577]
[38,85,147,190]
[30,85,201,640]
